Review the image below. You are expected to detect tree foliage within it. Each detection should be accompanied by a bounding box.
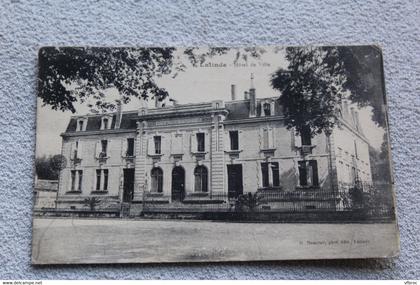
[271,46,385,137]
[83,197,101,211]
[235,192,266,212]
[38,47,268,113]
[39,46,385,137]
[39,47,177,113]
[35,155,65,180]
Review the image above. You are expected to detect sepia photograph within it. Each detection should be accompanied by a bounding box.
[32,46,399,264]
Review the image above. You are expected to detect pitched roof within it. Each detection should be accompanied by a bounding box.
[63,98,283,133]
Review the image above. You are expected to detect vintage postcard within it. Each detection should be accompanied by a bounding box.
[32,46,399,264]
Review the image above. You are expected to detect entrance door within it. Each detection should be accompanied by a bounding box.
[123,168,135,202]
[171,166,185,202]
[227,164,243,198]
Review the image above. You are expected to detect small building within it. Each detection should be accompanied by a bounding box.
[56,79,372,216]
[34,178,58,210]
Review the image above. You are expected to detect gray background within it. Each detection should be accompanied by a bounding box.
[0,0,418,279]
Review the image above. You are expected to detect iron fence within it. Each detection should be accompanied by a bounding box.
[141,188,394,222]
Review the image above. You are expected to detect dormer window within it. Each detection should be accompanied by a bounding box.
[76,118,87,132]
[78,121,84,131]
[100,116,112,130]
[263,103,271,116]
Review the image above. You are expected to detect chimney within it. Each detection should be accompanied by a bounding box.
[115,101,122,129]
[249,73,256,117]
[244,91,249,100]
[231,84,236,101]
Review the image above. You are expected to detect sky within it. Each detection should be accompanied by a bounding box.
[36,47,385,157]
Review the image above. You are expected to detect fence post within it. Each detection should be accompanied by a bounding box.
[142,186,146,215]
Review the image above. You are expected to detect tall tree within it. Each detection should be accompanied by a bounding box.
[271,46,386,137]
[38,47,176,113]
[38,47,233,113]
[35,155,65,180]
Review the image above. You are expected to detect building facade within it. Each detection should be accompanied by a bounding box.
[56,83,372,215]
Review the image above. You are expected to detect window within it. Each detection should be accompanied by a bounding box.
[101,116,112,130]
[261,162,280,188]
[301,125,312,146]
[151,167,163,193]
[194,166,208,192]
[154,136,161,154]
[229,131,239,150]
[95,169,108,191]
[263,103,271,116]
[71,170,76,191]
[96,169,101,190]
[126,138,135,156]
[298,160,319,187]
[77,170,83,191]
[103,169,108,191]
[197,133,205,152]
[100,140,108,157]
[77,119,85,132]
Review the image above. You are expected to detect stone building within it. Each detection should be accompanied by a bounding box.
[56,80,372,215]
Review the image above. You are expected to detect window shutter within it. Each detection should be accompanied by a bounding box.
[95,141,101,158]
[147,137,154,155]
[70,142,76,159]
[172,133,183,154]
[76,140,82,159]
[107,140,111,157]
[190,133,197,152]
[177,134,184,153]
[263,129,269,149]
[238,130,243,151]
[205,132,210,152]
[121,138,127,157]
[224,131,229,151]
[108,117,112,129]
[159,135,164,154]
[268,128,274,148]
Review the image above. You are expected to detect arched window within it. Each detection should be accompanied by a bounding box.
[151,167,163,193]
[194,165,208,192]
